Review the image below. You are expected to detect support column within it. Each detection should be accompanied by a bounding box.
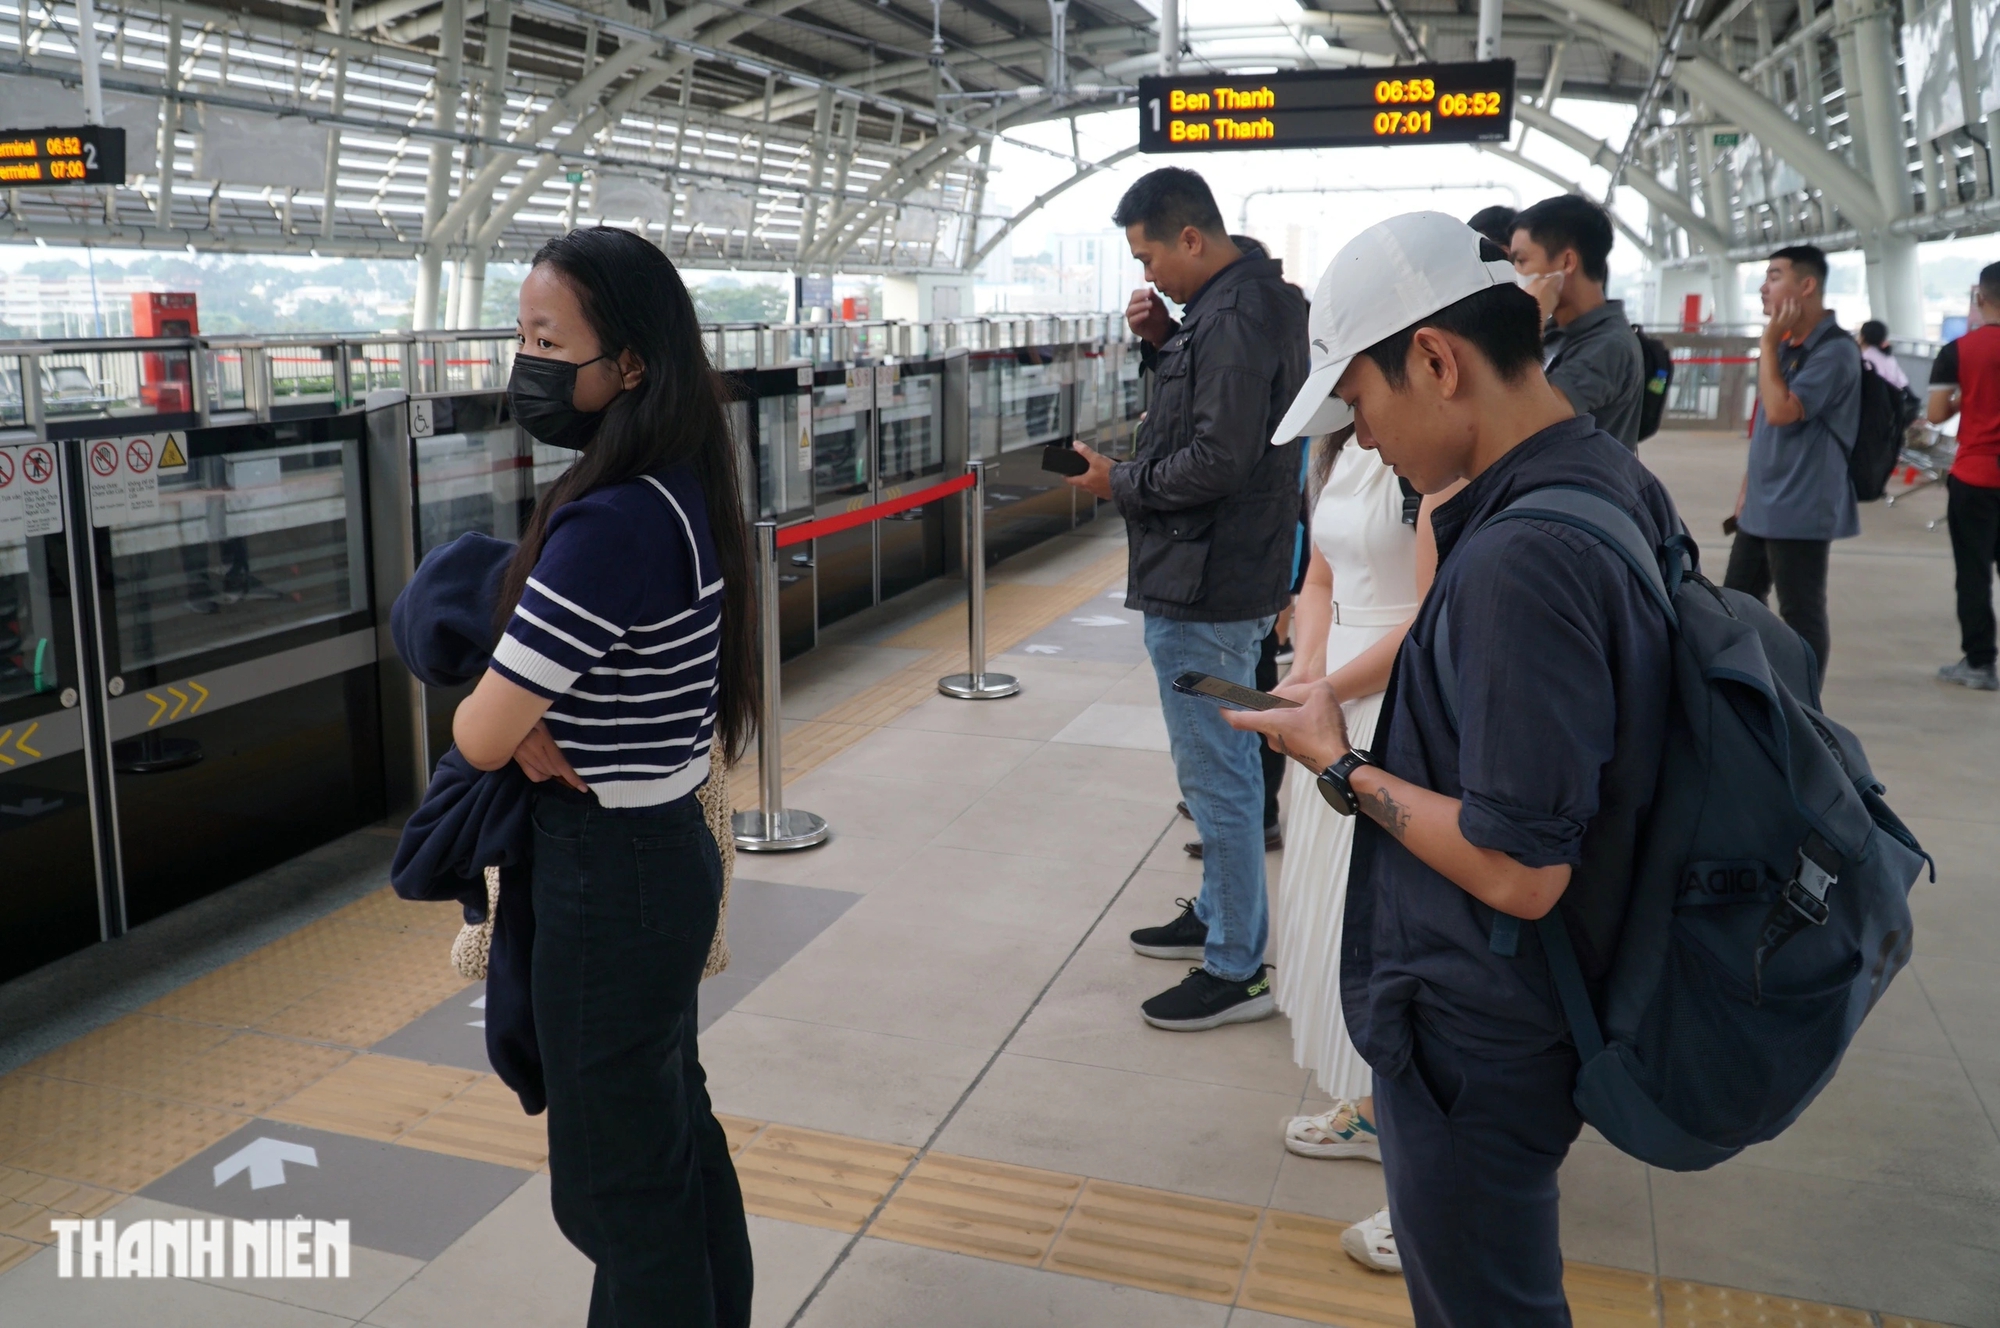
[414,0,466,330]
[796,87,833,258]
[1157,0,1178,75]
[1849,0,1922,332]
[156,7,179,225]
[1693,109,1743,328]
[960,137,992,269]
[75,0,104,123]
[322,0,352,240]
[1476,0,1502,63]
[459,0,512,329]
[1863,234,1922,336]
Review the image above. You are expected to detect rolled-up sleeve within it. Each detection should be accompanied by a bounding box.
[1443,523,1619,869]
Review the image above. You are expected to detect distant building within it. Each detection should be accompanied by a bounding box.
[0,272,162,338]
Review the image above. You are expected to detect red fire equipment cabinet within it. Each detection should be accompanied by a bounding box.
[133,291,198,412]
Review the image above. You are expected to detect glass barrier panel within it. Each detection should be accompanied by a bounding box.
[265,343,343,408]
[0,356,26,428]
[968,356,1002,460]
[356,343,407,395]
[41,348,164,420]
[999,355,1066,452]
[205,348,248,414]
[432,338,513,394]
[812,379,871,505]
[878,371,943,486]
[757,391,810,518]
[0,505,66,705]
[98,423,369,677]
[408,396,572,558]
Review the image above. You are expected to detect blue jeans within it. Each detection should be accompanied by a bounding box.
[1144,613,1276,983]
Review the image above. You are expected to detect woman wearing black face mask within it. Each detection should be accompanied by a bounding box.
[452,227,757,1328]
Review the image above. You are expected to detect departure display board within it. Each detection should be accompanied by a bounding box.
[0,126,126,186]
[1137,61,1515,153]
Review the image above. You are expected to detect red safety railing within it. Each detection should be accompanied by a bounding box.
[773,471,975,548]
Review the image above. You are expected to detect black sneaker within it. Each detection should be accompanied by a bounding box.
[1129,898,1207,960]
[1141,966,1276,1031]
[1182,824,1283,860]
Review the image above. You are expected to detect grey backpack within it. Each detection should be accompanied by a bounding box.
[1435,486,1929,1171]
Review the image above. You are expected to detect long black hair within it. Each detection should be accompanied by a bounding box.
[497,227,758,761]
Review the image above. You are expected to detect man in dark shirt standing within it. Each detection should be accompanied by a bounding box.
[1227,212,1676,1323]
[1509,194,1647,449]
[1065,168,1308,1030]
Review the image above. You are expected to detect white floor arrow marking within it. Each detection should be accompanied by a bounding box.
[213,1137,319,1190]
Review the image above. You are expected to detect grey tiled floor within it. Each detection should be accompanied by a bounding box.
[2,459,1995,1326]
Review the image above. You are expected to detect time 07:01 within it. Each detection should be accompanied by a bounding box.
[1373,110,1432,135]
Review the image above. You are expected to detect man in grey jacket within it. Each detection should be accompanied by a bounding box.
[1068,167,1308,1030]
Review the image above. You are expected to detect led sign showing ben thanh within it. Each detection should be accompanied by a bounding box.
[0,126,126,186]
[1137,62,1515,154]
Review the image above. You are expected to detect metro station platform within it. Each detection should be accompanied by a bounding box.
[0,432,1991,1328]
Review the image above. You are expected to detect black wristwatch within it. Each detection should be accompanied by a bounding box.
[1316,750,1374,817]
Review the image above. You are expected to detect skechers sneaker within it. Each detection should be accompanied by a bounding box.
[1285,1101,1382,1162]
[1341,1207,1400,1273]
[1129,898,1207,960]
[1140,966,1276,1031]
[1938,658,1999,691]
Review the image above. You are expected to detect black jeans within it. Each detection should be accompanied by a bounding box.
[1947,476,2000,668]
[1256,626,1283,828]
[531,787,752,1328]
[1375,1023,1584,1326]
[1723,531,1832,669]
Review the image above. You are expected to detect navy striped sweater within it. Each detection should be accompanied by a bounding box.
[490,466,722,808]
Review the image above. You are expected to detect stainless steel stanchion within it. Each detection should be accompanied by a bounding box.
[732,520,829,852]
[938,460,1020,700]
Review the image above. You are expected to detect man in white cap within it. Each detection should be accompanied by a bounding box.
[1225,213,1679,1323]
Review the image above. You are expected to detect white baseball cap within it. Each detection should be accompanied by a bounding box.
[1272,211,1522,443]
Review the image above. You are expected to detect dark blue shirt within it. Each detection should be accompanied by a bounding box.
[1341,416,1678,1075]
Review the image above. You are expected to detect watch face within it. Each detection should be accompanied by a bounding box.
[1316,767,1358,816]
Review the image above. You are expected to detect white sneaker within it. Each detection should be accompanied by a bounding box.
[1283,1101,1382,1161]
[1341,1207,1400,1273]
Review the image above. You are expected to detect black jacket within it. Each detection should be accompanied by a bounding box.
[1109,248,1308,622]
[389,532,544,1115]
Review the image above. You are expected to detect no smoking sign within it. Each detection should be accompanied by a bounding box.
[88,434,164,527]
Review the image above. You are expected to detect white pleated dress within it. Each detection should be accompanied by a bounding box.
[1272,444,1420,1100]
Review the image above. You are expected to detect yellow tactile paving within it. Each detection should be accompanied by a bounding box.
[1044,1178,1261,1305]
[265,1053,480,1141]
[869,1151,1083,1267]
[18,1014,233,1093]
[147,1032,355,1116]
[256,972,470,1047]
[141,952,332,1029]
[1237,1209,1413,1326]
[1661,1280,1877,1326]
[717,1113,767,1156]
[4,1092,245,1192]
[336,888,465,936]
[0,1075,134,1160]
[732,1124,916,1233]
[1882,1319,1959,1328]
[399,1076,550,1171]
[1568,1263,1665,1326]
[0,1165,120,1244]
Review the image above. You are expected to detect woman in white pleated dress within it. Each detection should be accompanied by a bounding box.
[1270,428,1446,1166]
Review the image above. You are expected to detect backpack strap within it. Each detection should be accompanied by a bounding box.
[1431,484,1679,962]
[1537,912,1607,1061]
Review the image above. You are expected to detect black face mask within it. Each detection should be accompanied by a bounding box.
[509,351,614,450]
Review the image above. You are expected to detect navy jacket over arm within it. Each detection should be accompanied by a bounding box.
[388,531,544,1114]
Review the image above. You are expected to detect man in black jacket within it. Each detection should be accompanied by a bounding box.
[1067,167,1309,1030]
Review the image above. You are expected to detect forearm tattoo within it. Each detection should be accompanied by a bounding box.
[1358,781,1413,842]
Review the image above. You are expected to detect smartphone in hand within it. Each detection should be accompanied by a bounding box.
[1041,444,1089,477]
[1172,672,1300,711]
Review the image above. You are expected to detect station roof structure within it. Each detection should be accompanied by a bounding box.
[0,0,1995,328]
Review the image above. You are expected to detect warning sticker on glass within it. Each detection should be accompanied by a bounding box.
[0,442,64,543]
[87,433,166,527]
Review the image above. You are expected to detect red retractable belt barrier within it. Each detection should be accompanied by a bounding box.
[774,471,977,548]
